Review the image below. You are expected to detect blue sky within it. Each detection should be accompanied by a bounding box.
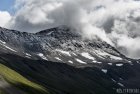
[0,0,15,14]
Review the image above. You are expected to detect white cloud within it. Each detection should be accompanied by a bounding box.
[0,11,12,27]
[7,0,140,59]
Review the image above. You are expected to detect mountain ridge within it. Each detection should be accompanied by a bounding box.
[0,26,126,63]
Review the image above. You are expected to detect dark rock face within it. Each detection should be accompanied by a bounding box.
[0,26,140,94]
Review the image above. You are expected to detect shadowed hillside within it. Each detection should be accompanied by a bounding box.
[0,54,140,94]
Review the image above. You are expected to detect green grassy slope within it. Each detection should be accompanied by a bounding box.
[0,90,6,94]
[0,63,50,94]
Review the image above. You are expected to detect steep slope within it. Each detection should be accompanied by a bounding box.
[0,62,50,94]
[0,26,140,94]
[0,54,119,94]
[1,54,140,94]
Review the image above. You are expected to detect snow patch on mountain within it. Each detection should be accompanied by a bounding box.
[56,49,71,56]
[0,39,17,52]
[108,63,113,65]
[94,50,122,60]
[55,57,62,61]
[25,53,32,57]
[72,53,77,56]
[0,40,6,44]
[75,58,87,64]
[5,46,17,52]
[116,64,123,67]
[97,62,102,64]
[92,61,97,63]
[25,56,31,58]
[137,61,140,64]
[111,79,116,83]
[101,69,107,73]
[47,31,54,35]
[68,60,73,64]
[81,52,95,60]
[119,78,123,80]
[37,53,48,60]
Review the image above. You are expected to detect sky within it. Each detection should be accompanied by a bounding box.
[0,0,140,59]
[0,0,15,14]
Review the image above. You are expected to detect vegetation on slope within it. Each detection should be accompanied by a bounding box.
[0,63,49,94]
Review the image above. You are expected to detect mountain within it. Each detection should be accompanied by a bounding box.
[0,26,140,94]
[0,26,127,66]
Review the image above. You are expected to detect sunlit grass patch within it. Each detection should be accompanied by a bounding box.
[0,63,49,94]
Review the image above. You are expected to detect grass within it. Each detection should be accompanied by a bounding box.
[0,63,50,94]
[0,89,6,94]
